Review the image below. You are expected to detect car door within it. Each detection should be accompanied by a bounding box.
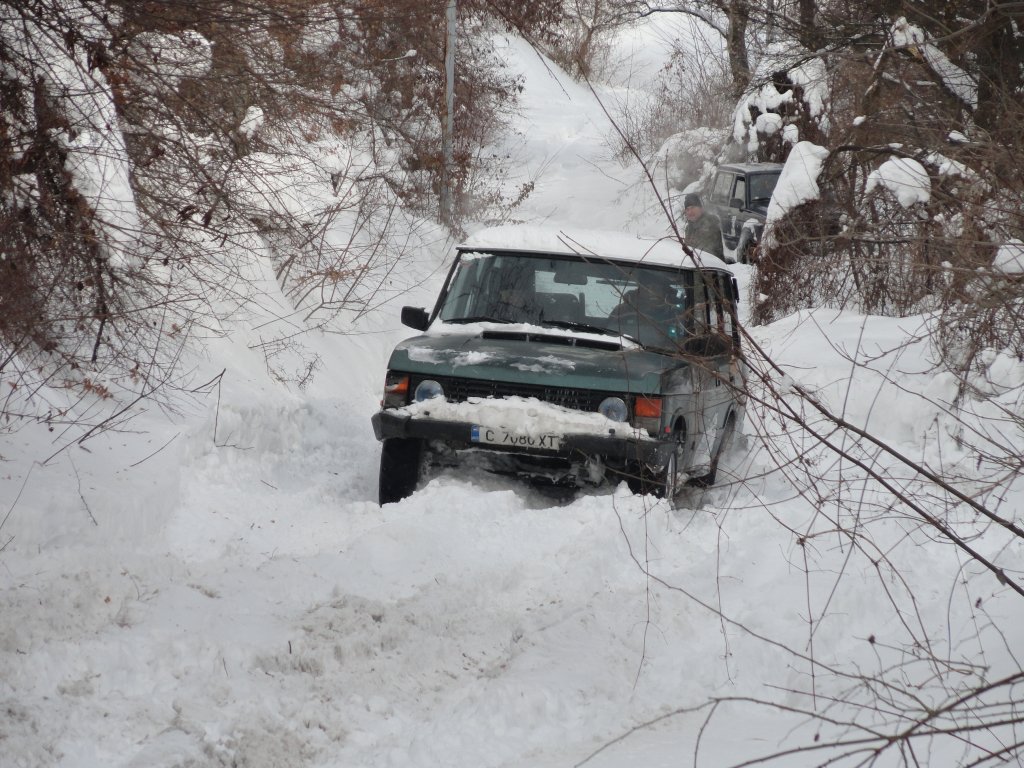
[683,271,737,471]
[708,171,735,240]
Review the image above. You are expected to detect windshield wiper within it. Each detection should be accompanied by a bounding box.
[444,315,515,324]
[538,319,643,347]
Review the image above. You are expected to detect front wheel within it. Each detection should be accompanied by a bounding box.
[378,438,424,505]
[624,424,686,498]
[690,412,737,488]
[659,439,685,499]
[735,228,757,265]
[652,426,687,499]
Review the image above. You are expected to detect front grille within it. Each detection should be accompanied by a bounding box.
[411,374,608,413]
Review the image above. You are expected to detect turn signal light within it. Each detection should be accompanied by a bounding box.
[634,396,662,419]
[382,372,410,407]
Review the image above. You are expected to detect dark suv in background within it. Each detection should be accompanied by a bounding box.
[705,162,783,264]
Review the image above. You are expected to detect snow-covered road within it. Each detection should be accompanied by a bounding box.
[3,23,1023,768]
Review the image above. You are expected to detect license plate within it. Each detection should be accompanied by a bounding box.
[471,425,562,451]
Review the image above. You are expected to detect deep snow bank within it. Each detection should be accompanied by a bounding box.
[4,300,1023,768]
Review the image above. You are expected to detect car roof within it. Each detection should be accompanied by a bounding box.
[716,162,784,174]
[457,225,729,270]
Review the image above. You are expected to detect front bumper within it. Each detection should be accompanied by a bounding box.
[371,409,673,467]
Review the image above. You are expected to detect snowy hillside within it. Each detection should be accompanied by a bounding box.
[3,24,1023,768]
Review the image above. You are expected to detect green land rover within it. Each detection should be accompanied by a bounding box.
[371,226,746,504]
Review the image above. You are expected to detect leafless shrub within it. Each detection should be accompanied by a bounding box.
[515,0,638,81]
[584,2,1024,763]
[612,40,733,169]
[0,0,531,443]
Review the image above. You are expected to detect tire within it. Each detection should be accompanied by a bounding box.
[378,438,424,505]
[659,440,684,499]
[689,412,737,488]
[736,228,756,265]
[653,425,686,499]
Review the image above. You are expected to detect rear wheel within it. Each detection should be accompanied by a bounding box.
[378,438,424,505]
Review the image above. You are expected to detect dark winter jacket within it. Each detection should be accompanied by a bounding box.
[683,211,724,259]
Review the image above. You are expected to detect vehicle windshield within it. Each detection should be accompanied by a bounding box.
[437,251,702,351]
[749,172,780,203]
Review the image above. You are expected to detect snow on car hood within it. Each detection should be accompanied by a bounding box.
[389,326,682,393]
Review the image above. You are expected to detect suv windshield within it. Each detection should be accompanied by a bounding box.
[748,172,779,204]
[438,251,702,351]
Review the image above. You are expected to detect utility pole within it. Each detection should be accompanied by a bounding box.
[440,0,456,227]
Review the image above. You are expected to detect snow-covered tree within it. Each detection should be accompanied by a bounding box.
[599,2,1024,763]
[0,0,530,430]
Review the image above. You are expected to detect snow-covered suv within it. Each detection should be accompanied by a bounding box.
[705,162,783,263]
[370,226,746,504]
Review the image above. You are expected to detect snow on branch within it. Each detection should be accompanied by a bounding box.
[888,17,978,111]
[762,140,828,248]
[865,156,931,208]
[732,45,830,154]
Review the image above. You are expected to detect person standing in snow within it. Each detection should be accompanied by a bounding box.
[680,192,724,259]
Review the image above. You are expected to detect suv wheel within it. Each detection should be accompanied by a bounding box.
[738,242,758,265]
[661,442,684,499]
[378,437,424,504]
[736,228,755,265]
[689,411,737,488]
[655,425,687,499]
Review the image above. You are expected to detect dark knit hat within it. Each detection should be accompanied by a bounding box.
[682,192,703,208]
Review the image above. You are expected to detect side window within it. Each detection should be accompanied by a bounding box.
[707,278,721,331]
[713,274,734,339]
[714,273,739,347]
[721,280,736,341]
[732,176,746,207]
[711,172,733,204]
[689,275,711,336]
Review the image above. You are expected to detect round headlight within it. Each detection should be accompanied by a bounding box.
[414,379,445,402]
[598,396,628,422]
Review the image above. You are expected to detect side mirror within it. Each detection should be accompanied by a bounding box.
[729,197,743,210]
[400,306,430,331]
